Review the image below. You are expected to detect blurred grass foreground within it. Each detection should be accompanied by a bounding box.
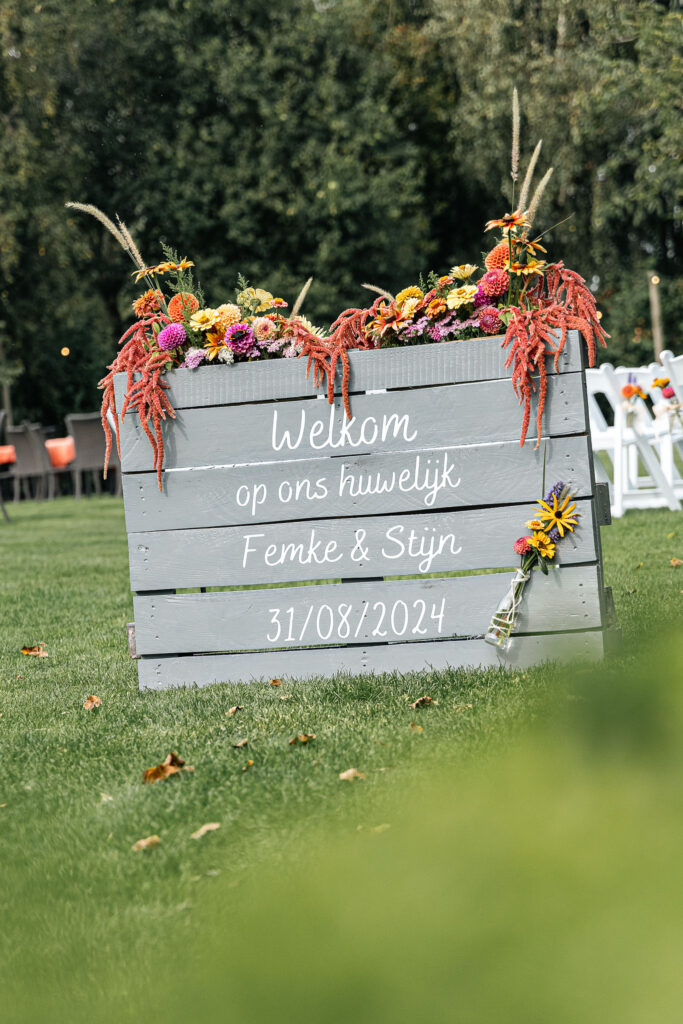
[9,632,683,1023]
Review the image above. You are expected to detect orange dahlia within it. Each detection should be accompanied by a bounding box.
[132,289,163,318]
[168,292,199,322]
[484,242,510,271]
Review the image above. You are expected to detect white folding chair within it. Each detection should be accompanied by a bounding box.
[599,363,680,514]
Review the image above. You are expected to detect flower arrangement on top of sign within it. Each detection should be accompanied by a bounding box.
[73,90,607,490]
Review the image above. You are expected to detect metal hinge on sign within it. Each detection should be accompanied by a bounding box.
[595,482,612,525]
[126,622,139,659]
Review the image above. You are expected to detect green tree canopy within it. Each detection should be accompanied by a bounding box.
[0,0,680,426]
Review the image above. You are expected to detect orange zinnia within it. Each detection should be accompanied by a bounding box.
[168,292,199,322]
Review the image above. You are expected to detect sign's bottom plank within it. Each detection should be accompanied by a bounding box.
[137,631,604,690]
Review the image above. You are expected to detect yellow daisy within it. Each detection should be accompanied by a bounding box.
[190,308,219,333]
[401,297,421,318]
[203,330,227,361]
[450,264,478,280]
[527,530,556,559]
[446,285,478,310]
[534,493,579,538]
[525,518,544,530]
[396,286,424,306]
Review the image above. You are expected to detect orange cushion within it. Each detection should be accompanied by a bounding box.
[45,436,76,468]
[0,444,16,466]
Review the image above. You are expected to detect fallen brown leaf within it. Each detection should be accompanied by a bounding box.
[269,678,282,686]
[226,705,244,717]
[21,643,48,658]
[242,759,254,772]
[190,822,221,840]
[83,695,102,710]
[100,792,114,803]
[409,721,424,733]
[670,558,683,567]
[142,751,194,784]
[411,696,438,710]
[232,738,248,749]
[289,733,316,745]
[15,675,24,680]
[453,703,473,713]
[279,694,292,701]
[132,834,160,852]
[339,768,365,781]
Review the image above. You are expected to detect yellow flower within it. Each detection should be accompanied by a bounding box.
[401,297,421,318]
[485,210,529,233]
[426,297,447,318]
[652,377,670,389]
[450,264,478,280]
[446,285,478,310]
[203,330,227,361]
[528,530,556,559]
[190,308,219,332]
[534,493,579,537]
[214,303,242,333]
[505,258,546,276]
[396,286,424,306]
[525,519,544,530]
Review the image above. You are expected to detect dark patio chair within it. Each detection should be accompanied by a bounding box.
[5,421,50,501]
[65,412,121,498]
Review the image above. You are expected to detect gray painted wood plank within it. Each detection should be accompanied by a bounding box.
[122,435,594,533]
[119,373,587,473]
[128,498,596,590]
[113,330,581,414]
[137,629,604,689]
[133,564,602,656]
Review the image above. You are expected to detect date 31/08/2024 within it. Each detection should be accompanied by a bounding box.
[266,598,447,645]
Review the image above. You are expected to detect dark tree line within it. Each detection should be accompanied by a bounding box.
[1,0,680,427]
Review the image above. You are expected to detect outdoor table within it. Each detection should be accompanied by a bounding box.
[45,436,76,468]
[0,444,16,466]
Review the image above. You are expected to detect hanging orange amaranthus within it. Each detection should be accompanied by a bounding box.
[98,313,175,491]
[502,262,608,447]
[287,301,380,418]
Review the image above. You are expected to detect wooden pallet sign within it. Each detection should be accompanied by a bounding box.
[115,330,615,690]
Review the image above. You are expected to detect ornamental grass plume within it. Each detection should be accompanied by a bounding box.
[511,87,520,195]
[517,139,543,213]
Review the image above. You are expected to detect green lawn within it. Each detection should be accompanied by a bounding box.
[1,497,682,1023]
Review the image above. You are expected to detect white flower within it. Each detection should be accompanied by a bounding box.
[217,346,235,365]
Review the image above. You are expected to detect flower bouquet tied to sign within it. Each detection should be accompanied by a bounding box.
[485,478,580,649]
[70,90,607,492]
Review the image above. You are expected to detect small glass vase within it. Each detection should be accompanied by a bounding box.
[484,567,531,650]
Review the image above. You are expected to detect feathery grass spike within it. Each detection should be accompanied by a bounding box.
[528,167,554,226]
[518,139,543,214]
[65,202,127,250]
[116,215,146,271]
[511,88,520,185]
[290,277,313,319]
[361,283,395,302]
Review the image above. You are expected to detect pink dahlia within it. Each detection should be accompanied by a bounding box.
[157,323,187,350]
[662,386,675,399]
[225,321,258,358]
[479,268,510,298]
[478,305,504,335]
[183,347,206,369]
[513,537,531,555]
[473,287,489,310]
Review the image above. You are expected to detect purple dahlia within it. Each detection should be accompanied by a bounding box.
[157,322,187,351]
